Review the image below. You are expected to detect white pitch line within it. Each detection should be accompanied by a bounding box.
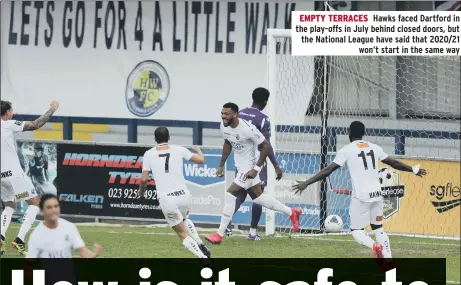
[9,224,461,247]
[96,229,460,247]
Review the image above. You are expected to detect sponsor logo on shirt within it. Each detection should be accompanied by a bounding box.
[1,170,12,178]
[379,168,406,219]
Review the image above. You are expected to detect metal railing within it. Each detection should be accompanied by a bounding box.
[13,114,460,155]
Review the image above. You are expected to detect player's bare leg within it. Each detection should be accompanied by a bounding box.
[12,196,40,255]
[1,200,16,255]
[247,184,302,232]
[172,220,211,265]
[205,183,247,244]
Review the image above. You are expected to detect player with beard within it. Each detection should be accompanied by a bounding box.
[225,88,283,240]
[205,102,301,244]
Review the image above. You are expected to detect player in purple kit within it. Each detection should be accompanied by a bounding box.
[225,87,283,240]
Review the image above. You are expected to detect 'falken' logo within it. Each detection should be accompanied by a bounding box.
[183,154,224,188]
[430,183,460,213]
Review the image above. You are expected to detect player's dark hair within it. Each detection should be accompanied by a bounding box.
[223,102,239,113]
[154,127,170,144]
[1,100,12,116]
[349,121,365,139]
[39,193,59,210]
[252,87,270,104]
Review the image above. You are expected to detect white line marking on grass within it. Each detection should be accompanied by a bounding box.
[78,229,460,247]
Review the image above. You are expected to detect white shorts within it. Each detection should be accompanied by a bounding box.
[349,197,383,230]
[234,169,261,190]
[1,174,37,202]
[158,190,190,227]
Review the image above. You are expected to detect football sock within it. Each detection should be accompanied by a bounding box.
[1,206,14,237]
[252,193,291,215]
[249,228,257,236]
[182,236,206,258]
[250,203,263,229]
[227,192,247,230]
[351,230,375,249]
[373,228,392,258]
[17,205,40,241]
[185,219,203,244]
[217,192,236,237]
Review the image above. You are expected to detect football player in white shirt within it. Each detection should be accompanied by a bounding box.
[205,103,301,244]
[1,100,59,256]
[26,193,103,258]
[139,127,211,262]
[292,121,427,265]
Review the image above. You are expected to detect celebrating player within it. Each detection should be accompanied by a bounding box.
[225,87,283,240]
[1,100,59,255]
[139,127,211,262]
[205,103,301,245]
[292,121,427,265]
[26,193,103,258]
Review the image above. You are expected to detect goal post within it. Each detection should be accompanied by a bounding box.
[265,28,461,239]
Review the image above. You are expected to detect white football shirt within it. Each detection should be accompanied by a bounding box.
[333,140,388,202]
[1,120,26,180]
[142,144,193,198]
[221,118,266,171]
[26,218,85,258]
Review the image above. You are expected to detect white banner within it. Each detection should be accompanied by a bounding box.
[292,11,461,56]
[1,0,314,124]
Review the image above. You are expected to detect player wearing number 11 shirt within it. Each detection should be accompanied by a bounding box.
[292,121,427,269]
[139,127,211,263]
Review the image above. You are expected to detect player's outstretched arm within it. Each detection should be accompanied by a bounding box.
[381,157,427,177]
[292,163,341,194]
[217,140,232,177]
[23,101,59,131]
[189,145,205,164]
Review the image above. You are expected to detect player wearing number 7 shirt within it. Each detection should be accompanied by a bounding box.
[205,102,301,245]
[138,127,211,263]
[292,121,427,269]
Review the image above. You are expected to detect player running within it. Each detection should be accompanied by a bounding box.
[225,87,283,240]
[26,193,103,258]
[292,121,427,267]
[205,103,301,245]
[1,100,59,256]
[139,127,211,262]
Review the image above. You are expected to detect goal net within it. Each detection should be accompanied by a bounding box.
[265,29,461,239]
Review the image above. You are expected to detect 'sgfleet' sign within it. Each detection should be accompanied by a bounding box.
[183,154,224,188]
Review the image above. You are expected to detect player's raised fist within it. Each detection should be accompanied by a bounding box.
[192,145,202,153]
[50,100,60,110]
[216,166,224,177]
